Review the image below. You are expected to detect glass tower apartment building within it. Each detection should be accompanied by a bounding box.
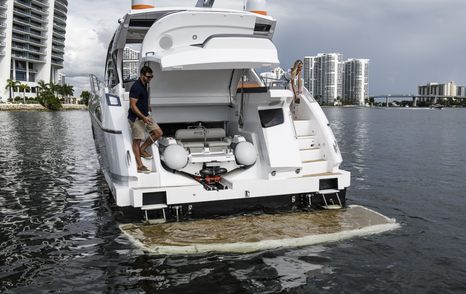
[0,0,68,100]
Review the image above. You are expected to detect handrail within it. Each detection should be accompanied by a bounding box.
[301,87,316,103]
[89,74,102,95]
[298,87,342,170]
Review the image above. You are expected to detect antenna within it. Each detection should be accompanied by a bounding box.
[195,0,215,8]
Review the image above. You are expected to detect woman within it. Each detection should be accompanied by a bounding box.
[290,59,303,104]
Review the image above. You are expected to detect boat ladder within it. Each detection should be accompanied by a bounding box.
[141,204,168,224]
[318,189,343,210]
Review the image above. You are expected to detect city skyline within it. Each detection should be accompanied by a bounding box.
[45,0,466,97]
[303,53,369,105]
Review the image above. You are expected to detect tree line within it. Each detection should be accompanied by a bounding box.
[4,79,83,110]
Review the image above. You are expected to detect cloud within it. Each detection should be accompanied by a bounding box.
[64,0,466,96]
[64,0,242,96]
[269,0,466,93]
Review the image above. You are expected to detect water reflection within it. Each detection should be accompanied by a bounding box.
[326,108,371,190]
[1,109,466,293]
[0,111,120,291]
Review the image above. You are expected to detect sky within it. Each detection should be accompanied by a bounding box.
[64,0,466,97]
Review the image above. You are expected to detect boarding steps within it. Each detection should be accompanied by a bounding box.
[293,120,328,176]
[318,189,343,209]
[141,204,168,224]
[135,150,170,223]
[293,119,342,208]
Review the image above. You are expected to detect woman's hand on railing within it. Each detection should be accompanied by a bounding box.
[294,92,301,104]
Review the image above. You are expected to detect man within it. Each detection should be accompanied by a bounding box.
[128,66,163,173]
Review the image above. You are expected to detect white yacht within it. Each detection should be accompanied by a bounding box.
[89,0,351,222]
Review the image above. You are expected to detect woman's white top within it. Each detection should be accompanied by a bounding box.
[286,69,303,94]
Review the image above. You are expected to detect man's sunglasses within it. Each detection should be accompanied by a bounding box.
[145,75,154,79]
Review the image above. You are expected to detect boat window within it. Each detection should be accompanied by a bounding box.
[104,34,114,85]
[106,52,119,89]
[122,44,141,83]
[129,19,156,28]
[258,108,284,128]
[254,23,271,33]
[104,33,120,89]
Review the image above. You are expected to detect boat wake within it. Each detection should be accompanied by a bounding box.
[119,205,400,255]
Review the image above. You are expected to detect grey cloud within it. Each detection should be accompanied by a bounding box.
[64,0,466,96]
[270,0,466,94]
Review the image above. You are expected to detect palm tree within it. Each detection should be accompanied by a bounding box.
[49,82,60,98]
[18,83,30,104]
[37,80,49,95]
[5,79,20,101]
[63,84,74,103]
[57,84,65,102]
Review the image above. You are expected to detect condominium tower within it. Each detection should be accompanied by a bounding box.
[312,53,343,105]
[342,59,369,105]
[303,56,315,96]
[418,81,457,102]
[0,0,68,100]
[304,53,369,105]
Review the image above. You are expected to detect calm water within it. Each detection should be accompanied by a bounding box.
[0,109,465,293]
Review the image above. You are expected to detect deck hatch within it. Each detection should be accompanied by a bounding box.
[319,178,338,190]
[143,192,167,205]
[258,108,284,128]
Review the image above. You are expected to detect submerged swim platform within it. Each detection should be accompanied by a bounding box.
[119,205,399,255]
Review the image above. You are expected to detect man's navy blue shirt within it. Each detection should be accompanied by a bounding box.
[128,79,149,122]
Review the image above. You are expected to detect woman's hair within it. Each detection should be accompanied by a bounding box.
[291,59,303,77]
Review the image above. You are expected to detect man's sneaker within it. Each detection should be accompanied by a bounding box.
[137,165,151,174]
[140,150,153,159]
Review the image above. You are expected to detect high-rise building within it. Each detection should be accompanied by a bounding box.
[0,0,68,101]
[58,72,65,85]
[457,86,466,97]
[303,53,369,105]
[418,81,457,102]
[342,59,369,105]
[312,53,343,105]
[303,56,315,96]
[122,46,140,80]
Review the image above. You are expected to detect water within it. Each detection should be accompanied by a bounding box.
[1,109,465,293]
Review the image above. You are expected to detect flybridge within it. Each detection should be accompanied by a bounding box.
[112,2,277,63]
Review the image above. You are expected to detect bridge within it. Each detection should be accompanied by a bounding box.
[369,94,466,107]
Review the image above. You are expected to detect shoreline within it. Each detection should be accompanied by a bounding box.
[0,103,87,111]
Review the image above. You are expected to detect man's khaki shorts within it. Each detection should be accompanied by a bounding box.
[129,118,160,140]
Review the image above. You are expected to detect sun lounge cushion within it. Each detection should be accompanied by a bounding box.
[175,128,226,140]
